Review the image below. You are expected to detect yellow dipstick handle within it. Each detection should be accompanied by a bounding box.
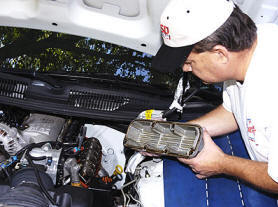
[113,165,123,175]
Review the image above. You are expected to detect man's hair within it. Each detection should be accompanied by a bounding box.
[193,5,257,53]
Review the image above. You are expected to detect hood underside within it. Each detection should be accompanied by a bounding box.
[0,0,278,56]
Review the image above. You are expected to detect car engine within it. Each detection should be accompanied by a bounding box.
[0,74,221,207]
[0,107,118,207]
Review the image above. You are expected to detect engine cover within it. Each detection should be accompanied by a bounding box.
[0,113,65,155]
[20,113,65,143]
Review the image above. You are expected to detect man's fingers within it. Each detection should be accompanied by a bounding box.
[196,174,207,179]
[192,168,199,173]
[178,157,194,165]
[140,151,160,157]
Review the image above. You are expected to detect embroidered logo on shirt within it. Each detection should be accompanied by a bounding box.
[246,118,258,145]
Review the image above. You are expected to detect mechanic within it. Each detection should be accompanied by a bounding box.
[152,0,278,193]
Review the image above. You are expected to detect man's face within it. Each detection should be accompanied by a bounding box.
[182,51,229,84]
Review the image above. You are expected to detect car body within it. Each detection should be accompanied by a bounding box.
[0,0,277,207]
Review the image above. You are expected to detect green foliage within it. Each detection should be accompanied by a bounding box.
[0,26,180,90]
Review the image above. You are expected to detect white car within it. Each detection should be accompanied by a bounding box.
[0,0,277,207]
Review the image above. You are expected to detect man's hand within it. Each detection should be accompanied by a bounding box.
[178,129,226,179]
[140,151,160,157]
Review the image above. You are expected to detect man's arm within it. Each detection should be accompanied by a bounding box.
[179,132,278,193]
[188,104,238,136]
[223,155,278,193]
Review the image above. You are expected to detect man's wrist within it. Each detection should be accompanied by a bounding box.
[219,154,233,175]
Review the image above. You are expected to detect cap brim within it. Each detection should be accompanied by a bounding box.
[152,44,193,73]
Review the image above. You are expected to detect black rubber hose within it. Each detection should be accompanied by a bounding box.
[3,168,11,185]
[182,87,200,103]
[15,141,62,157]
[28,155,47,161]
[26,153,57,206]
[162,108,177,119]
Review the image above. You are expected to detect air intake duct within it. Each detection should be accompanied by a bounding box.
[0,168,54,207]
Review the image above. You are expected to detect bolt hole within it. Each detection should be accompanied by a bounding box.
[52,22,58,26]
[141,43,147,47]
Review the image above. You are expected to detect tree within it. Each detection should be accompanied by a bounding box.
[0,26,180,89]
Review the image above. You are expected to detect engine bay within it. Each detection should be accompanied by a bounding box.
[0,105,139,207]
[0,72,222,207]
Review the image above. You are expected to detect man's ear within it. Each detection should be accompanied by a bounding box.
[211,45,229,64]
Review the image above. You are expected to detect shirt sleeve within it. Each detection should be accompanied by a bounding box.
[222,81,232,112]
[267,112,278,182]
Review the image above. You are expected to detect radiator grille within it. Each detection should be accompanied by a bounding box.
[69,90,130,111]
[0,79,28,99]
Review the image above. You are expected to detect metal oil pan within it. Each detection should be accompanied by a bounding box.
[124,119,204,158]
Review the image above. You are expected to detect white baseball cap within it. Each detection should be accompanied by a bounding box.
[152,0,235,72]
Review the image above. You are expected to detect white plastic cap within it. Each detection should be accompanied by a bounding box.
[161,0,235,47]
[152,0,235,72]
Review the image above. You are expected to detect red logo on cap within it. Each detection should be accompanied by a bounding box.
[160,24,171,40]
[160,24,169,34]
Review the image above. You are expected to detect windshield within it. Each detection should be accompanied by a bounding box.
[0,26,181,90]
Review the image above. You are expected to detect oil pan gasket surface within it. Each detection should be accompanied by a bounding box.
[124,119,203,158]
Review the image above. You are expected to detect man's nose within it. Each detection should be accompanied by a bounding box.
[182,63,192,72]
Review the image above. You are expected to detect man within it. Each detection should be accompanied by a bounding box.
[152,0,278,193]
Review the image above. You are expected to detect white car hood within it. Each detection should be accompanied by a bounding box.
[0,0,277,56]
